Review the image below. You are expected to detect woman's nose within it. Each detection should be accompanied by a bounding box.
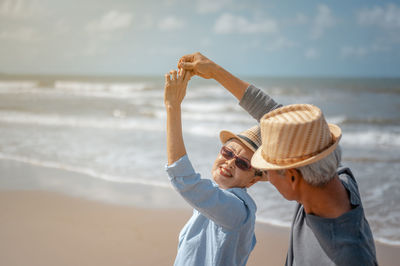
[226,158,236,168]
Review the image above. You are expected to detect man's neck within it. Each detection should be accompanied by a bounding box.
[299,175,351,219]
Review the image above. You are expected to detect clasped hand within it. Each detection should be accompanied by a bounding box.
[164,69,191,108]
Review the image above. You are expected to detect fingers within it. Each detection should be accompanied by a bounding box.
[178,62,195,70]
[164,73,171,83]
[178,54,194,65]
[170,70,177,81]
[166,68,192,85]
[182,70,192,83]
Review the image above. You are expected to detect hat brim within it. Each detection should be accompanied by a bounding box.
[251,124,342,170]
[219,130,257,152]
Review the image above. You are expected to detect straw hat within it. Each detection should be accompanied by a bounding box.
[220,125,261,153]
[251,104,342,170]
[220,125,267,181]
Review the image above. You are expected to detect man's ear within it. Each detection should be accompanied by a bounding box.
[287,169,301,190]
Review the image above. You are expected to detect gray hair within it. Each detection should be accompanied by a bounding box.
[297,145,342,187]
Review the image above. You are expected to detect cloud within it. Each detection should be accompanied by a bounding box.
[85,10,133,33]
[54,20,71,35]
[214,13,278,34]
[0,0,29,17]
[357,4,400,30]
[0,27,39,42]
[311,4,336,39]
[196,0,231,14]
[295,13,308,24]
[265,36,295,52]
[82,10,133,56]
[137,14,154,30]
[305,48,319,59]
[158,16,184,31]
[340,46,368,58]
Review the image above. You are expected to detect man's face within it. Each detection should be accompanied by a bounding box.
[212,139,259,189]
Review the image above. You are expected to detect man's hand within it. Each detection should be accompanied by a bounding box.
[178,52,249,101]
[178,52,217,80]
[164,69,191,108]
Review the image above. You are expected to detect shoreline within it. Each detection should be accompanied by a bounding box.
[0,158,399,265]
[1,189,399,265]
[1,157,398,247]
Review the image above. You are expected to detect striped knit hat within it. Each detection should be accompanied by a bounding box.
[251,104,342,170]
[219,125,261,153]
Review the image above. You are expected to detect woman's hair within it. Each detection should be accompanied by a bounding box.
[254,169,263,176]
[296,145,342,187]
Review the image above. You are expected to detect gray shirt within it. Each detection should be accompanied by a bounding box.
[240,85,378,266]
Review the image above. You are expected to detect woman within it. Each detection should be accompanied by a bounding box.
[164,68,266,266]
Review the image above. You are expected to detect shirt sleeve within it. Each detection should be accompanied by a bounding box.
[239,84,282,122]
[166,155,250,230]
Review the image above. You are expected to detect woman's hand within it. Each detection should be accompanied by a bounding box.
[164,69,192,108]
[177,52,217,80]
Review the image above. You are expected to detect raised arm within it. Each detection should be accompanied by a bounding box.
[178,52,249,101]
[178,52,282,122]
[164,69,191,165]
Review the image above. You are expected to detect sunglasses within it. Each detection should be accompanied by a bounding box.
[220,146,252,171]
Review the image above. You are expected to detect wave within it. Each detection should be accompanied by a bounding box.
[0,81,39,92]
[2,111,399,148]
[341,130,400,147]
[0,80,156,98]
[54,80,153,94]
[323,115,400,126]
[326,115,347,125]
[256,217,400,246]
[0,152,170,188]
[343,157,400,163]
[256,217,292,228]
[341,117,400,126]
[375,237,400,246]
[183,101,239,113]
[0,111,164,131]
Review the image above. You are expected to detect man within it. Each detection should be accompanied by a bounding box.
[178,52,377,265]
[251,104,377,265]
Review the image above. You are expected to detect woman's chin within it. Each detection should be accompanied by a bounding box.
[213,175,229,189]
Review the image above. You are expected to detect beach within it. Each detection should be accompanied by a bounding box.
[0,190,288,266]
[1,75,399,265]
[0,159,399,266]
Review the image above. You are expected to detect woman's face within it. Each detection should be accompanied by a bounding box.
[212,139,259,189]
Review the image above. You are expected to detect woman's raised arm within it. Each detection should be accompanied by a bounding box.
[164,69,191,165]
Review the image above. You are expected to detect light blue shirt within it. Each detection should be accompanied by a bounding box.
[166,155,257,266]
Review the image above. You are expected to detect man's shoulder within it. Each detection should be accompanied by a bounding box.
[337,166,362,206]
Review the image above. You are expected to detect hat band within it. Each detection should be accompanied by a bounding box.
[238,134,259,151]
[261,140,334,166]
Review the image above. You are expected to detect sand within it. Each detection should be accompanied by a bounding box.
[0,190,399,266]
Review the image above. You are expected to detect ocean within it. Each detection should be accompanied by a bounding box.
[0,74,399,246]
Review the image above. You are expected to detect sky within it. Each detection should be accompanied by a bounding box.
[1,0,400,77]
